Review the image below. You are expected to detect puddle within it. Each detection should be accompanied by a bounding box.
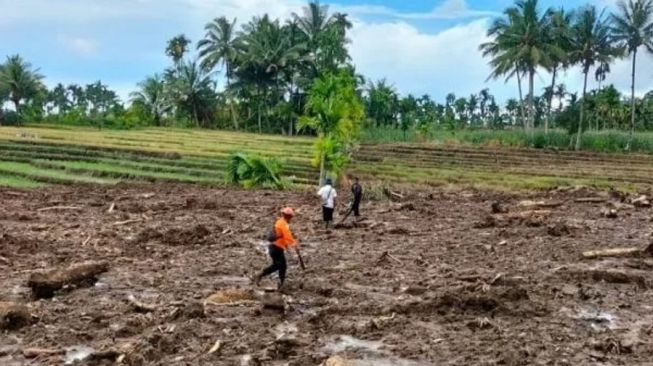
[323,335,383,354]
[64,345,94,365]
[573,309,618,330]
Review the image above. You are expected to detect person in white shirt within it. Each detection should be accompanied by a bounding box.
[317,178,337,229]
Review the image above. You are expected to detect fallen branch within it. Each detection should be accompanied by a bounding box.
[204,300,258,307]
[37,206,81,212]
[575,197,606,203]
[389,191,404,200]
[107,203,116,213]
[583,247,644,259]
[377,251,403,265]
[82,235,92,246]
[23,348,64,358]
[112,218,143,226]
[518,200,565,209]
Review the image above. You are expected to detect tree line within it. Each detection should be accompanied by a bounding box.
[1,0,653,150]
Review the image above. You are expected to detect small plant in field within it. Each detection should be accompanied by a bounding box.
[227,152,287,189]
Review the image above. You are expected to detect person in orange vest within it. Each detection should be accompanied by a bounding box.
[254,207,300,290]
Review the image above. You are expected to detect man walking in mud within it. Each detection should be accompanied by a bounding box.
[317,178,337,229]
[255,207,300,291]
[339,177,364,224]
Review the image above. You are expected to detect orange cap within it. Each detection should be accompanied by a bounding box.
[281,207,295,217]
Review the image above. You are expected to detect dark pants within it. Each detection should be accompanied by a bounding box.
[322,206,334,222]
[352,199,361,217]
[260,244,287,284]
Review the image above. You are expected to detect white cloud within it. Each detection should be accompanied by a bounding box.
[57,35,100,56]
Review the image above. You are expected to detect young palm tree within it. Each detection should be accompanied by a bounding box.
[480,0,563,133]
[611,0,653,150]
[130,75,170,126]
[0,55,44,117]
[198,17,240,129]
[569,6,622,150]
[594,62,611,90]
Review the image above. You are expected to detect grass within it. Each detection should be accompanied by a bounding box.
[0,173,44,188]
[362,127,653,154]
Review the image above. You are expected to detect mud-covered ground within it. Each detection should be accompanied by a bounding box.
[1,183,653,365]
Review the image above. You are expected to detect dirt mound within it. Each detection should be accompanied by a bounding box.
[27,261,109,298]
[161,224,211,245]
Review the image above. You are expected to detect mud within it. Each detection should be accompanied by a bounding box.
[1,183,653,365]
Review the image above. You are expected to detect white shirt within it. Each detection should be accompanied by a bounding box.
[317,185,337,208]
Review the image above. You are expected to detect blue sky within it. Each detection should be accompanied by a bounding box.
[1,0,650,104]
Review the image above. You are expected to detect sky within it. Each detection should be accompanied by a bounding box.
[0,0,651,104]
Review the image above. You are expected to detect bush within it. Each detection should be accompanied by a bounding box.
[227,152,287,189]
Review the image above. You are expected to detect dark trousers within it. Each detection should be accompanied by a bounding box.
[352,199,361,217]
[322,206,334,222]
[260,244,287,284]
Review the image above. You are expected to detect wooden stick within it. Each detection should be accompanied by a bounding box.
[37,206,81,212]
[82,235,92,246]
[582,247,642,259]
[207,340,221,354]
[107,203,116,213]
[127,294,157,313]
[574,197,606,203]
[112,218,143,226]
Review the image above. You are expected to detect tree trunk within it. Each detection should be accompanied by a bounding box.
[319,150,325,186]
[576,70,589,151]
[517,71,526,129]
[226,75,238,130]
[257,102,262,134]
[627,49,637,151]
[527,69,535,133]
[546,66,557,134]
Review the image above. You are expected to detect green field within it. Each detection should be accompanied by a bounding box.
[1,126,652,191]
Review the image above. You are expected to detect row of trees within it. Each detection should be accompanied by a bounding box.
[481,0,653,149]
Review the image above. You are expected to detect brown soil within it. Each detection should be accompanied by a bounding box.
[1,183,653,365]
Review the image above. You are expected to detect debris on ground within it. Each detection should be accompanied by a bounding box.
[0,302,32,330]
[27,261,109,299]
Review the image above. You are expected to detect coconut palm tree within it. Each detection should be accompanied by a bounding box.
[130,75,170,126]
[166,60,216,127]
[595,61,611,90]
[480,0,563,133]
[0,55,44,117]
[198,17,240,129]
[570,6,622,150]
[611,0,653,150]
[166,35,191,68]
[479,88,492,127]
[545,8,573,134]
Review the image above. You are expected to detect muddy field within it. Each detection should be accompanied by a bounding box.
[1,183,653,365]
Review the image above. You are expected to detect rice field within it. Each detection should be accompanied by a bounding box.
[1,126,652,191]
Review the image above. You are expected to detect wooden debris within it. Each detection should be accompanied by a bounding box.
[205,289,254,305]
[127,294,157,313]
[575,197,606,203]
[112,218,143,226]
[323,355,352,366]
[27,261,109,299]
[107,202,116,213]
[0,302,31,330]
[23,347,63,358]
[632,195,651,208]
[207,340,221,354]
[82,235,92,246]
[602,208,618,219]
[518,200,564,209]
[377,251,402,265]
[583,247,643,259]
[37,206,81,212]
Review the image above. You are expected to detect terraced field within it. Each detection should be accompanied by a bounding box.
[0,127,318,188]
[353,143,653,190]
[1,126,652,191]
